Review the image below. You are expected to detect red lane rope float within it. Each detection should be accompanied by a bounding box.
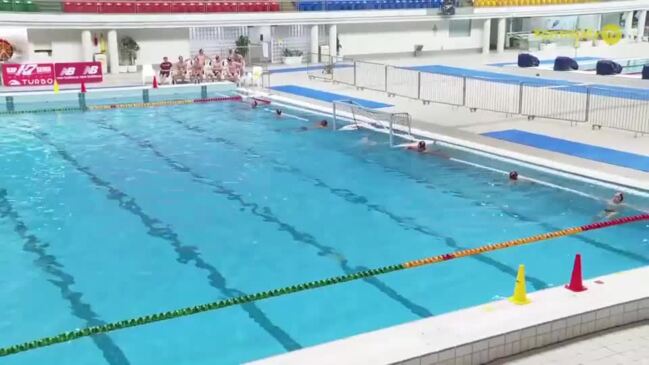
[1,214,647,358]
[252,97,272,104]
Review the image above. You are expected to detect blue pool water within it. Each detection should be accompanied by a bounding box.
[1,94,649,365]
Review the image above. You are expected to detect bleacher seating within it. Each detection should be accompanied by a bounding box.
[474,0,594,7]
[0,0,39,11]
[297,0,442,10]
[61,0,281,13]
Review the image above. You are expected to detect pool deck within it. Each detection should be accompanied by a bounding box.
[490,321,649,365]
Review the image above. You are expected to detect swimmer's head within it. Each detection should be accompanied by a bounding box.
[252,100,258,108]
[319,120,328,127]
[276,109,282,116]
[509,171,519,181]
[417,141,426,152]
[613,192,624,204]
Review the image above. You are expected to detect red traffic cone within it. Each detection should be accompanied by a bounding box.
[152,76,158,89]
[80,81,87,93]
[565,254,587,292]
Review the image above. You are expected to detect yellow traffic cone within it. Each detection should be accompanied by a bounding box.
[509,264,531,305]
[53,80,60,93]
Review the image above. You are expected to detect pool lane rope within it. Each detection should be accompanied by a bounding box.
[1,214,647,358]
[0,96,242,115]
[88,95,242,111]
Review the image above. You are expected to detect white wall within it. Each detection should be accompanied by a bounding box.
[117,28,190,65]
[28,29,83,62]
[338,21,483,56]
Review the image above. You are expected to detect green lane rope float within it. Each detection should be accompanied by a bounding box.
[0,107,82,115]
[0,215,646,358]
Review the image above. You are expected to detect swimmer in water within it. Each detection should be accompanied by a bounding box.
[275,109,282,116]
[406,140,449,158]
[509,171,519,181]
[600,192,624,219]
[294,120,329,132]
[407,140,427,152]
[251,100,258,108]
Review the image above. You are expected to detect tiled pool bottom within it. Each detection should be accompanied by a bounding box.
[249,266,649,365]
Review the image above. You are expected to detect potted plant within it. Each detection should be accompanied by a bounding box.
[235,35,250,59]
[282,48,303,65]
[118,36,139,73]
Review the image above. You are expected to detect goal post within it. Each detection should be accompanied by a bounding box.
[332,100,412,146]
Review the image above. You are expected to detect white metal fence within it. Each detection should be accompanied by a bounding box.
[305,57,649,135]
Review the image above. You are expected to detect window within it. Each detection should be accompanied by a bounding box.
[449,20,472,37]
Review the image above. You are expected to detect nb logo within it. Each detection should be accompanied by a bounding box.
[83,65,99,75]
[60,67,76,76]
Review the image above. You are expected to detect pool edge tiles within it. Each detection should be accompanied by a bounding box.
[246,266,649,365]
[483,129,649,173]
[270,85,393,109]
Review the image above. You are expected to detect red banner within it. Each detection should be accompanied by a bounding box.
[54,62,103,84]
[1,63,55,87]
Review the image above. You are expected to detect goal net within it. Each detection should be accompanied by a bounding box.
[332,100,412,146]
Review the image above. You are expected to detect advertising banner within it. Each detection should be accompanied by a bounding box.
[54,62,103,84]
[1,63,55,87]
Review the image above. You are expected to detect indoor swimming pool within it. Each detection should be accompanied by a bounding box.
[1,91,648,365]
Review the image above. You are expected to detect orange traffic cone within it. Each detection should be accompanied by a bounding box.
[152,76,158,89]
[565,254,587,292]
[80,81,87,93]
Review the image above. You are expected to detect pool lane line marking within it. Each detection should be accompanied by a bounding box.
[0,189,132,365]
[165,115,556,290]
[263,95,649,196]
[118,116,432,318]
[165,114,552,291]
[18,126,302,352]
[2,213,647,358]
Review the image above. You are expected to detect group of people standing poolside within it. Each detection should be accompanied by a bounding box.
[159,48,246,84]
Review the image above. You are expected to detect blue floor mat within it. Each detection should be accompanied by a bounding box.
[407,65,649,101]
[271,85,392,108]
[483,129,649,172]
[488,57,600,67]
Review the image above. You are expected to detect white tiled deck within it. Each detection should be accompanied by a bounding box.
[491,321,649,365]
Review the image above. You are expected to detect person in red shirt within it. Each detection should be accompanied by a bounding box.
[159,56,173,84]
